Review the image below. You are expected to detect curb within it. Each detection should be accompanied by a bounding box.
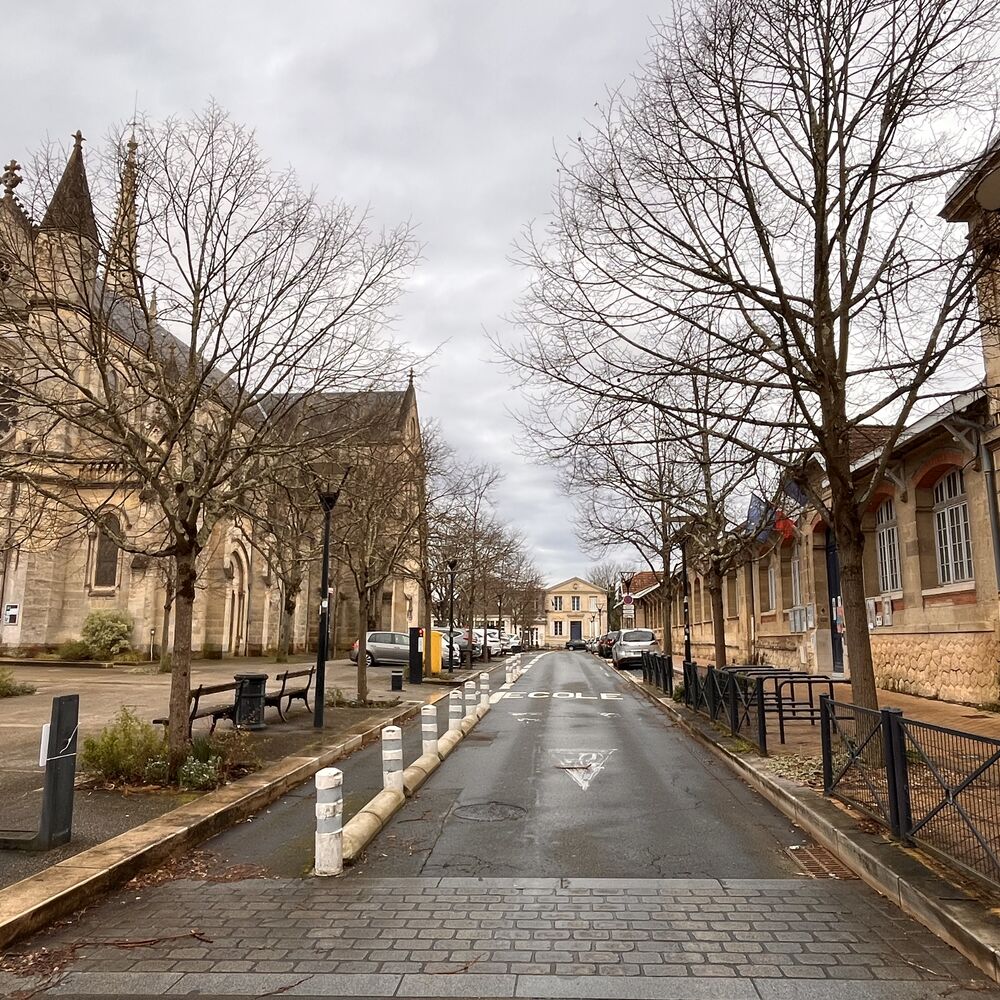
[0,689,453,951]
[339,695,492,864]
[621,670,1000,983]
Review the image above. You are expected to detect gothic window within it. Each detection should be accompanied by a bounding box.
[93,516,121,589]
[875,499,902,593]
[933,470,973,585]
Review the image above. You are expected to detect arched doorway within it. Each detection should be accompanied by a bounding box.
[224,548,249,656]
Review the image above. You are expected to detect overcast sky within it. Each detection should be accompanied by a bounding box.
[6,1,662,585]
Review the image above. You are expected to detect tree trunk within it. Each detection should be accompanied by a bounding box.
[357,587,370,703]
[276,586,298,664]
[168,546,197,776]
[707,562,727,668]
[831,498,879,710]
[158,582,173,673]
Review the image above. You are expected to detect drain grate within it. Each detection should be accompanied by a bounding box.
[787,844,859,879]
[453,801,527,822]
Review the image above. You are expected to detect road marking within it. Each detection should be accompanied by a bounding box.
[511,712,541,725]
[497,691,623,700]
[550,749,616,790]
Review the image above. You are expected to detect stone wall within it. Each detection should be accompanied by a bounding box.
[872,631,1000,705]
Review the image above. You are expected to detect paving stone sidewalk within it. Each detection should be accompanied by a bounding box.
[2,876,996,997]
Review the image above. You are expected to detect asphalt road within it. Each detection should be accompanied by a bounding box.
[348,649,804,878]
[7,650,999,998]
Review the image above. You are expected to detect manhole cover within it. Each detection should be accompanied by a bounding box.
[453,801,527,823]
[787,844,859,879]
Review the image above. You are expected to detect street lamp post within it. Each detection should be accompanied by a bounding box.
[681,535,692,664]
[314,470,350,728]
[597,604,604,635]
[590,613,596,638]
[446,558,458,673]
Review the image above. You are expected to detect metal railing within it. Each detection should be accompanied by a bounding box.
[821,696,1000,890]
[682,660,768,754]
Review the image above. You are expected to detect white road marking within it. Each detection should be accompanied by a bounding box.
[550,749,617,791]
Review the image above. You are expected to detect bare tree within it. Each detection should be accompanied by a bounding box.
[511,0,999,707]
[1,106,416,766]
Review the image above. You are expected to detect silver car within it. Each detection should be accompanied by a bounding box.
[612,628,659,668]
[350,631,410,666]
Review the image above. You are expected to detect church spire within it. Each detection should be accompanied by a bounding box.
[106,133,139,299]
[40,131,98,243]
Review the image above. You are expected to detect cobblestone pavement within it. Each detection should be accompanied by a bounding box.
[2,651,998,999]
[3,876,997,997]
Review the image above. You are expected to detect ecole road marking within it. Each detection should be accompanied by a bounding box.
[490,691,625,703]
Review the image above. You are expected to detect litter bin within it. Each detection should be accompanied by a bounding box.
[234,673,268,730]
[391,668,404,692]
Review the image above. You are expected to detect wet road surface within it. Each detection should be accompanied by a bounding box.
[3,650,998,999]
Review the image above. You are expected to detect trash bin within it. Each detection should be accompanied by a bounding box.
[391,668,404,692]
[234,673,268,730]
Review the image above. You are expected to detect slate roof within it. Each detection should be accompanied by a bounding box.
[40,133,98,243]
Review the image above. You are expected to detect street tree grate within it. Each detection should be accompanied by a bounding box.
[787,844,859,879]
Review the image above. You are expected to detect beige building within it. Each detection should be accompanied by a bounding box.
[0,137,423,660]
[543,576,606,645]
[662,144,1000,707]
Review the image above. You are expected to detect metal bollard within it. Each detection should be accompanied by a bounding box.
[449,689,463,732]
[382,725,404,794]
[479,671,490,708]
[315,767,343,876]
[421,703,438,757]
[464,680,477,715]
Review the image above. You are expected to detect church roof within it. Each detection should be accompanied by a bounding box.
[40,131,98,243]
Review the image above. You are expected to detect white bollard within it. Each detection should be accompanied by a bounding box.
[382,725,404,794]
[421,703,438,757]
[479,671,490,708]
[315,767,343,876]
[449,689,463,732]
[464,680,477,715]
[505,665,513,685]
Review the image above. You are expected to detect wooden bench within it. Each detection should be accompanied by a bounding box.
[153,681,239,738]
[264,667,315,721]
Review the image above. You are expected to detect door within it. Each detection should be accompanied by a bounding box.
[368,632,391,662]
[570,620,582,641]
[824,529,845,674]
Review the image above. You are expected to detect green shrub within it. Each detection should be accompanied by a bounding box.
[178,755,222,790]
[80,706,165,784]
[671,683,685,703]
[58,639,93,661]
[80,610,133,660]
[0,667,36,698]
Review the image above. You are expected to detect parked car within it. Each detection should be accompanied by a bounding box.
[565,637,587,651]
[350,631,410,667]
[611,628,659,668]
[433,629,462,668]
[446,628,481,660]
[585,638,598,653]
[508,634,523,653]
[469,628,502,657]
[597,631,619,658]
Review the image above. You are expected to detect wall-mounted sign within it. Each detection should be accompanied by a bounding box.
[3,603,18,625]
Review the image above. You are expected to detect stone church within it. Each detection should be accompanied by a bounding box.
[0,134,423,660]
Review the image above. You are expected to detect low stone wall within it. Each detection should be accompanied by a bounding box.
[873,631,1000,705]
[755,638,801,670]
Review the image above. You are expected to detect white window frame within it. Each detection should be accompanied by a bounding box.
[571,596,581,611]
[933,470,974,585]
[767,563,777,612]
[875,498,901,593]
[790,555,801,608]
[552,596,563,611]
[553,620,564,637]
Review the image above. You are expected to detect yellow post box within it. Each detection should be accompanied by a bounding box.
[423,629,442,675]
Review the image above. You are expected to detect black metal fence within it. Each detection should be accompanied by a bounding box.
[680,661,769,754]
[821,696,1000,890]
[640,651,674,697]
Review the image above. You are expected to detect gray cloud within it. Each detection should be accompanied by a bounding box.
[4,0,662,583]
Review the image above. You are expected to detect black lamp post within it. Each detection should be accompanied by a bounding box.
[590,613,596,638]
[314,469,350,728]
[681,535,692,664]
[446,558,458,673]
